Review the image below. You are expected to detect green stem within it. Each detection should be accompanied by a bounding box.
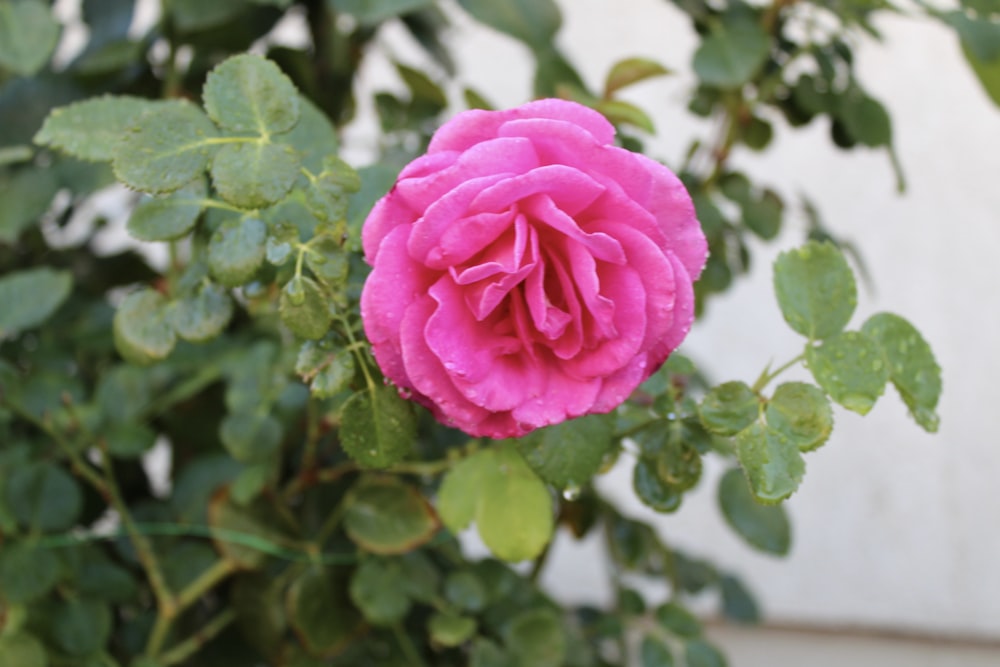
[158,609,237,667]
[392,624,429,667]
[175,559,239,610]
[751,352,806,393]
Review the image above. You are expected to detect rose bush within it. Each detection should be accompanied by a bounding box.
[361,98,707,437]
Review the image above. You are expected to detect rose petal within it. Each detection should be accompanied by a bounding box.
[470,165,605,218]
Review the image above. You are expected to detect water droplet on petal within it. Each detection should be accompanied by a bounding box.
[562,485,581,501]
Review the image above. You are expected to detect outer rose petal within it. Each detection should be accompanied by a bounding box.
[359,98,707,438]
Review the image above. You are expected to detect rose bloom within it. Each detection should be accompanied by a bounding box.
[361,99,706,438]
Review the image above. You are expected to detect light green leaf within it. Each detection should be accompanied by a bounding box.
[208,216,267,286]
[594,98,656,133]
[0,145,32,167]
[0,267,72,338]
[296,341,356,398]
[962,40,1000,107]
[113,289,176,364]
[437,451,491,532]
[717,467,791,554]
[502,608,566,667]
[806,331,889,415]
[773,241,857,340]
[861,312,942,432]
[692,14,769,88]
[457,0,561,51]
[285,566,359,654]
[640,635,675,667]
[279,275,332,340]
[476,445,554,562]
[429,612,477,647]
[397,62,448,114]
[699,381,759,436]
[219,411,283,463]
[113,100,219,193]
[127,178,207,241]
[6,462,82,532]
[0,632,47,667]
[0,167,59,243]
[344,477,439,554]
[736,423,805,504]
[203,54,300,135]
[331,0,434,27]
[340,385,416,468]
[279,96,340,174]
[304,236,350,288]
[34,95,157,161]
[0,0,59,75]
[515,413,615,490]
[0,541,60,602]
[349,558,411,625]
[169,282,234,343]
[765,382,833,451]
[211,141,300,209]
[605,57,672,97]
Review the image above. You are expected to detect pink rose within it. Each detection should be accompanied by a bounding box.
[360,99,706,438]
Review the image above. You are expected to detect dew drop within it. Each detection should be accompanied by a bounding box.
[666,412,677,420]
[562,485,581,501]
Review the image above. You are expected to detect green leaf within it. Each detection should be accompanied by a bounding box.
[838,89,892,147]
[105,422,157,458]
[340,385,416,468]
[280,96,340,174]
[331,0,434,27]
[203,54,300,135]
[692,14,769,88]
[742,189,783,240]
[233,573,288,659]
[169,282,234,343]
[208,216,267,286]
[0,541,61,603]
[684,639,728,667]
[735,423,805,504]
[279,276,333,340]
[349,557,411,625]
[640,635,675,667]
[396,62,448,115]
[211,141,300,209]
[699,381,759,436]
[219,411,283,463]
[471,639,515,667]
[0,145,32,167]
[502,608,566,667]
[773,241,858,340]
[126,178,207,242]
[296,341,356,398]
[48,598,112,657]
[114,100,219,193]
[0,0,59,75]
[208,493,295,569]
[7,462,82,532]
[437,451,491,532]
[286,566,359,655]
[302,155,359,223]
[765,382,833,451]
[344,477,439,554]
[806,331,889,415]
[861,313,941,431]
[717,467,791,554]
[477,445,554,562]
[605,57,672,96]
[0,632,47,667]
[113,289,177,364]
[594,99,656,133]
[655,601,701,638]
[429,612,477,647]
[720,575,760,624]
[633,458,682,513]
[515,413,615,490]
[962,39,1000,106]
[34,95,157,162]
[0,267,72,339]
[0,167,59,243]
[443,570,487,612]
[457,0,561,51]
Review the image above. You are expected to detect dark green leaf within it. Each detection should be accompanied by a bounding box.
[640,635,674,667]
[0,267,72,338]
[735,423,805,504]
[113,289,177,364]
[594,99,656,133]
[127,178,207,242]
[233,573,287,659]
[331,0,434,27]
[208,216,267,286]
[211,141,300,209]
[429,612,477,647]
[279,96,340,174]
[699,381,759,436]
[207,493,294,568]
[806,331,889,415]
[0,145,32,167]
[349,557,411,625]
[286,566,359,654]
[396,62,448,114]
[34,95,156,161]
[692,14,770,88]
[279,275,332,340]
[765,382,833,451]
[443,570,487,612]
[720,575,760,623]
[0,632,47,667]
[49,598,112,656]
[169,282,234,343]
[7,462,82,532]
[457,0,561,51]
[0,166,59,243]
[838,89,892,147]
[0,0,59,75]
[515,413,615,490]
[502,608,566,667]
[742,189,782,240]
[633,458,682,513]
[340,385,416,468]
[344,477,439,554]
[0,541,60,602]
[773,241,857,340]
[717,467,791,554]
[655,601,701,638]
[470,638,515,667]
[861,312,941,432]
[105,422,157,458]
[605,57,672,96]
[203,54,300,135]
[219,411,283,463]
[685,639,728,667]
[114,101,219,193]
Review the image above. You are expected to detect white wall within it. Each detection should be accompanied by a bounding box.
[435,0,1000,642]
